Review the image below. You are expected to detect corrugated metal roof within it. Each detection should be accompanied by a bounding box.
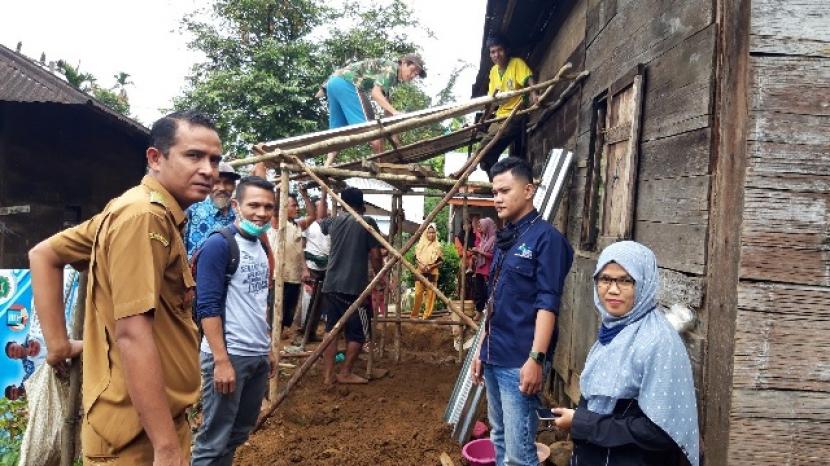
[0,43,148,136]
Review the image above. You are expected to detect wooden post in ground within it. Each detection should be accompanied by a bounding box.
[61,272,87,466]
[393,194,403,363]
[379,192,400,361]
[268,165,289,403]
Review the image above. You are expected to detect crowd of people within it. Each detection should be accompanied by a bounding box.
[21,38,700,466]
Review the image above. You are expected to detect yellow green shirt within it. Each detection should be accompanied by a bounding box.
[488,57,534,118]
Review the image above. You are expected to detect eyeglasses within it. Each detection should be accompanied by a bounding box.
[595,275,636,290]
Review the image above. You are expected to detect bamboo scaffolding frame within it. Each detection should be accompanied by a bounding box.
[252,63,572,428]
[230,64,573,167]
[289,154,478,330]
[253,106,520,430]
[279,162,491,190]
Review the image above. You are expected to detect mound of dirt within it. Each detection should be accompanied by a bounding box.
[235,325,469,466]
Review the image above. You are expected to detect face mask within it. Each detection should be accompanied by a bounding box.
[238,217,271,237]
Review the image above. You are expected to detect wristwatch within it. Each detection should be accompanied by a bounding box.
[529,351,546,365]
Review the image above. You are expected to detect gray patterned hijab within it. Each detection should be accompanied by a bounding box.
[579,241,699,466]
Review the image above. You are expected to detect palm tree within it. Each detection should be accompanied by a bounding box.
[112,71,133,100]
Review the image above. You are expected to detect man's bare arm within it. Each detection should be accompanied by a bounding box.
[371,85,398,115]
[296,186,316,230]
[115,314,183,461]
[29,241,82,366]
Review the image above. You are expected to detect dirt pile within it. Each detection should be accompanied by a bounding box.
[235,323,467,466]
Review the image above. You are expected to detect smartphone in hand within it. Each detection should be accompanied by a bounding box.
[536,407,561,421]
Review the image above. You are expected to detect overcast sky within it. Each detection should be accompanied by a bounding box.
[0,0,485,127]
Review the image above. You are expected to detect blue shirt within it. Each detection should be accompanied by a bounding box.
[185,198,235,258]
[480,210,574,368]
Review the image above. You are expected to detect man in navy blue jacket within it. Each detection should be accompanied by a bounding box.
[192,176,278,465]
[471,157,573,466]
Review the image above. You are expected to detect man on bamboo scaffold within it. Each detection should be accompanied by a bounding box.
[319,53,427,165]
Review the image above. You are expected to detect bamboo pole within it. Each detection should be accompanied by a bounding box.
[254,77,552,428]
[61,273,87,466]
[278,163,491,190]
[459,198,469,364]
[374,318,466,326]
[393,194,403,363]
[289,154,478,330]
[231,64,574,167]
[268,166,289,403]
[528,70,591,134]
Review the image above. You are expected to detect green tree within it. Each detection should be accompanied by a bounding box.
[173,0,433,157]
[55,60,131,116]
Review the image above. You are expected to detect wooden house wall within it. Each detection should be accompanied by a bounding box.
[525,0,716,408]
[0,102,147,267]
[726,1,830,464]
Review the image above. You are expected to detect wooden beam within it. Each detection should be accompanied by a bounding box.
[280,161,492,191]
[703,0,752,464]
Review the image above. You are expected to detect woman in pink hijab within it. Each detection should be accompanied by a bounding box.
[471,217,496,317]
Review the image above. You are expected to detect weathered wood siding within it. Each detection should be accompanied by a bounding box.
[0,102,147,267]
[727,1,830,464]
[525,0,717,407]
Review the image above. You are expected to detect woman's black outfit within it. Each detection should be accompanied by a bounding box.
[570,398,688,466]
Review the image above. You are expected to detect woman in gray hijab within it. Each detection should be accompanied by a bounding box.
[552,241,699,466]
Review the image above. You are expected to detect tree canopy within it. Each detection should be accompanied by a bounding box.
[174,0,439,158]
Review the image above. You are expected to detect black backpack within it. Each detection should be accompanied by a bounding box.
[190,226,275,329]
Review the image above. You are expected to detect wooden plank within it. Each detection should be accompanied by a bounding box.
[737,280,830,318]
[732,308,830,391]
[750,0,830,57]
[750,56,830,116]
[640,25,716,141]
[740,188,829,286]
[639,128,711,180]
[585,0,617,47]
[566,256,600,385]
[746,141,830,192]
[635,221,707,275]
[748,111,828,146]
[727,418,830,465]
[635,175,710,225]
[731,389,830,421]
[582,0,713,102]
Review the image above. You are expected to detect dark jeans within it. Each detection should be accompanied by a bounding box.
[301,269,326,344]
[283,282,301,328]
[478,116,527,179]
[473,273,489,312]
[192,352,270,466]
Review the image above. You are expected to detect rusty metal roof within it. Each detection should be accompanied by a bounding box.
[0,43,148,136]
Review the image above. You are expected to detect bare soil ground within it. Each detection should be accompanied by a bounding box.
[234,320,467,466]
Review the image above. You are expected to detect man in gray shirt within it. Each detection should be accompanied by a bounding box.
[320,187,384,385]
[192,176,277,465]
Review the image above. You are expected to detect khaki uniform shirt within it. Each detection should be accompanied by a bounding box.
[268,220,304,284]
[49,175,199,453]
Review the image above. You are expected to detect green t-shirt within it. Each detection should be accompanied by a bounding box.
[332,59,400,94]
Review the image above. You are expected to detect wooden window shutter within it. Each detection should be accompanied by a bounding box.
[580,64,645,251]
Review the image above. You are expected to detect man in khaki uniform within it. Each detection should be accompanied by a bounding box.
[28,111,222,465]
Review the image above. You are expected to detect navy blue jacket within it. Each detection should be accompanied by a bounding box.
[480,210,573,368]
